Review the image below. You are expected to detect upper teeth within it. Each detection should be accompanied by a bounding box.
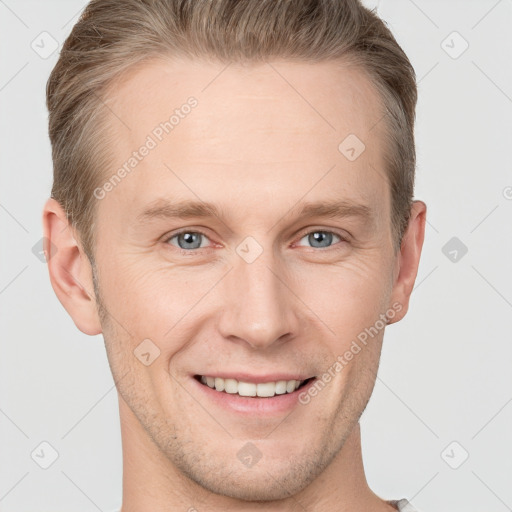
[200,375,305,397]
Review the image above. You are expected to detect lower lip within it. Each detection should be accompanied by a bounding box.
[191,376,317,416]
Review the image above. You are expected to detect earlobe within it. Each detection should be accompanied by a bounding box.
[387,200,427,325]
[42,198,102,336]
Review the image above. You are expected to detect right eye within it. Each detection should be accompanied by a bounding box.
[165,230,213,251]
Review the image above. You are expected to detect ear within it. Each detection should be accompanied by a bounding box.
[42,198,102,335]
[387,200,427,324]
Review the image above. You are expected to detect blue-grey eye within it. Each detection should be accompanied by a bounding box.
[168,231,208,250]
[298,231,341,249]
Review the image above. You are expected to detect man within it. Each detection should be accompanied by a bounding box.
[42,0,426,510]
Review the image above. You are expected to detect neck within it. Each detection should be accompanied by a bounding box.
[118,395,395,512]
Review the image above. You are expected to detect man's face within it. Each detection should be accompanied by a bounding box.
[92,57,400,500]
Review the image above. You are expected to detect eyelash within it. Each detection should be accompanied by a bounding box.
[164,228,347,253]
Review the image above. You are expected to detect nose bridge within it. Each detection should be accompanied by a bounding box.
[218,236,298,348]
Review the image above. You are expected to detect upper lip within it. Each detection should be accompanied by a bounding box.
[194,373,316,384]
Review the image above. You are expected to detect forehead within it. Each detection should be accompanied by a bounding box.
[99,56,389,225]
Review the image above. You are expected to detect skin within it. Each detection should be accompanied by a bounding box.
[43,56,426,511]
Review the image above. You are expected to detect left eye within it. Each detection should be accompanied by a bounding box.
[296,230,343,249]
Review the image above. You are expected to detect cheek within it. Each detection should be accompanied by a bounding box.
[97,255,217,351]
[99,253,181,314]
[96,260,193,398]
[292,255,392,332]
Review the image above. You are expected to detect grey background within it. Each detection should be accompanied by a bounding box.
[1,0,511,510]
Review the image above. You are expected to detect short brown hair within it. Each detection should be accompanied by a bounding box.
[46,0,417,259]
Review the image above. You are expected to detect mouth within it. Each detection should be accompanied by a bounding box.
[194,374,316,398]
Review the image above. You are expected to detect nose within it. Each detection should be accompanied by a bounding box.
[217,243,300,350]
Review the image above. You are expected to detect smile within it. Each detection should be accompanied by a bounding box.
[194,375,314,398]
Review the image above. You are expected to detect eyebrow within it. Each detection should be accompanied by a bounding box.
[137,198,374,226]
